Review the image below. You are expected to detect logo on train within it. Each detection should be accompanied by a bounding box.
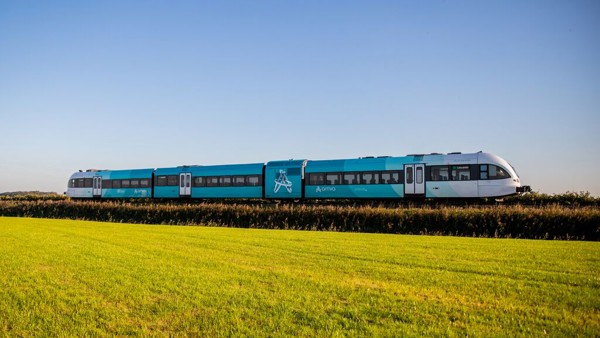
[274,169,293,194]
[316,186,336,193]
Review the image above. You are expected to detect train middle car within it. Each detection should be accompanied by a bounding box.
[153,163,264,199]
[66,152,529,200]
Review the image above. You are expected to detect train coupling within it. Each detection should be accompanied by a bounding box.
[517,186,531,193]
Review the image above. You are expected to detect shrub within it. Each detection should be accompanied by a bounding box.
[0,200,598,240]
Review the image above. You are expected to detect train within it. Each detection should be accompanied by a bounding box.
[66,151,531,200]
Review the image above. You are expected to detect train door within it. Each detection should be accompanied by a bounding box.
[92,176,102,198]
[179,173,192,197]
[404,164,425,197]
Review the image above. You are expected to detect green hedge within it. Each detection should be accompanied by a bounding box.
[1,200,598,240]
[1,191,599,206]
[0,193,67,201]
[504,191,600,206]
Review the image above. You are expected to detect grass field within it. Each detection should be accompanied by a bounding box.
[0,217,598,336]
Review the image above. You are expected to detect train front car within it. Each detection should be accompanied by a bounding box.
[421,152,530,199]
[476,152,530,197]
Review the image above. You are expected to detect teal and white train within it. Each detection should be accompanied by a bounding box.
[67,151,530,200]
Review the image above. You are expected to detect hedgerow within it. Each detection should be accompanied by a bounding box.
[2,191,599,206]
[0,200,598,240]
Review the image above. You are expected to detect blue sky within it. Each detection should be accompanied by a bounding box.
[1,1,599,195]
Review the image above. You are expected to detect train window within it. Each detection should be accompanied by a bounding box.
[122,180,130,188]
[451,166,471,181]
[381,171,400,184]
[247,175,261,186]
[406,167,413,184]
[77,178,85,188]
[156,176,167,186]
[113,180,122,188]
[307,173,325,185]
[206,177,219,187]
[326,173,340,185]
[386,171,399,184]
[362,172,380,185]
[193,176,205,187]
[84,178,93,188]
[167,175,178,186]
[68,179,74,188]
[343,172,360,185]
[393,171,402,184]
[130,179,140,188]
[416,167,423,184]
[479,165,488,180]
[103,180,113,189]
[140,179,149,187]
[489,165,511,179]
[381,172,391,184]
[430,166,449,181]
[220,176,232,187]
[233,176,245,186]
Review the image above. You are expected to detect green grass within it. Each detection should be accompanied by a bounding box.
[0,217,598,336]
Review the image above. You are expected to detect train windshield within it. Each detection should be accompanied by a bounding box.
[509,163,520,178]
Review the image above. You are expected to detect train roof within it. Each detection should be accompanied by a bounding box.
[155,163,264,176]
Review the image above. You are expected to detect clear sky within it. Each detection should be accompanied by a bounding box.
[1,1,599,195]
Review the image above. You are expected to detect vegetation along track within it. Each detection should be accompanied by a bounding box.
[1,197,598,240]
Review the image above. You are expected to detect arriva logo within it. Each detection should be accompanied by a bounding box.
[316,186,336,193]
[274,169,293,193]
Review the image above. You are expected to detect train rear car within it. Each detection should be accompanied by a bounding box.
[66,169,153,199]
[66,170,97,198]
